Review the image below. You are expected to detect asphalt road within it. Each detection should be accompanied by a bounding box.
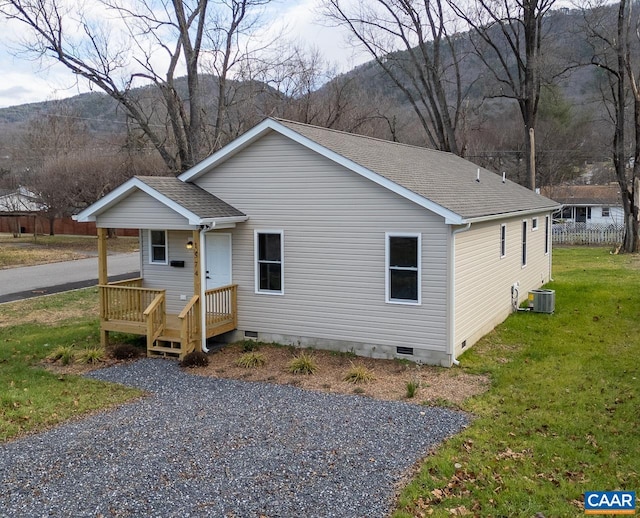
[0,253,140,303]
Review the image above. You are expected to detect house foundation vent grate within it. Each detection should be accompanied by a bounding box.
[396,346,414,355]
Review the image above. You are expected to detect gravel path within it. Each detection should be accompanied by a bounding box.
[0,359,468,517]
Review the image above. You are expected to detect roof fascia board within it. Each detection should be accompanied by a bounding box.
[464,205,561,224]
[271,123,466,224]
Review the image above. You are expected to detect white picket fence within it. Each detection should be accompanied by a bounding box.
[552,223,624,245]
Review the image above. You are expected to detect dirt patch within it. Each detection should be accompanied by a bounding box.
[190,343,489,406]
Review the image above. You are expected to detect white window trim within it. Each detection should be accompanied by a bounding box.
[254,229,284,295]
[385,232,421,305]
[500,224,507,258]
[149,230,168,265]
[521,220,528,268]
[532,217,539,231]
[544,215,550,256]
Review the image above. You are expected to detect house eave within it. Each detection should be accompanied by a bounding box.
[461,205,561,224]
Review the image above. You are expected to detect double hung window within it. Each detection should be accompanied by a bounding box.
[386,233,421,304]
[255,231,283,294]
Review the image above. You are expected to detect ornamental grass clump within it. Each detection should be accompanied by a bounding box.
[343,363,375,384]
[236,352,266,368]
[287,351,318,375]
[405,379,420,399]
[48,346,76,366]
[77,347,105,365]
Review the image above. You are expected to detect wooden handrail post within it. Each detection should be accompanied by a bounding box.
[97,228,108,286]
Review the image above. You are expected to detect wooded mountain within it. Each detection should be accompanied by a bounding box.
[0,6,620,188]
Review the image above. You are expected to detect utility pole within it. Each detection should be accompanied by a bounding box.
[529,127,536,191]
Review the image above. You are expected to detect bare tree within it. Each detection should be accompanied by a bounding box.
[322,0,467,155]
[450,0,561,189]
[581,0,638,252]
[1,0,273,173]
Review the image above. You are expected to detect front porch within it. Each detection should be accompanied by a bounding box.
[95,226,238,360]
[100,278,237,359]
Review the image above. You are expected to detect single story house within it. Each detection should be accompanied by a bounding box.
[75,118,559,366]
[540,184,623,226]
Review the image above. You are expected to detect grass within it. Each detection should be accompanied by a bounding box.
[343,363,375,384]
[287,351,318,375]
[393,247,640,517]
[405,379,419,398]
[236,352,267,368]
[0,233,139,268]
[0,289,142,442]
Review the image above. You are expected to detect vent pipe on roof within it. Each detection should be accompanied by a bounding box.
[476,168,480,182]
[502,172,506,183]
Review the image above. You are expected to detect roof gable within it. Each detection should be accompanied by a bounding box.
[75,176,246,225]
[179,118,558,223]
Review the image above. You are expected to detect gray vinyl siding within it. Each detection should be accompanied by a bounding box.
[96,190,192,230]
[197,131,450,360]
[453,213,552,357]
[141,230,196,314]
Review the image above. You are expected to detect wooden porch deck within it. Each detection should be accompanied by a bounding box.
[99,279,237,359]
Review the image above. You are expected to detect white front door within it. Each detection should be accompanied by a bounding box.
[205,233,232,290]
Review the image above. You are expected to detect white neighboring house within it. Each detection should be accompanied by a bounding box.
[75,118,560,366]
[0,186,44,214]
[541,184,624,227]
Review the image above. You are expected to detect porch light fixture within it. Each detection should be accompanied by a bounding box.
[186,240,194,250]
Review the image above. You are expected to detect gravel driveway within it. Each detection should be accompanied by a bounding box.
[0,359,468,517]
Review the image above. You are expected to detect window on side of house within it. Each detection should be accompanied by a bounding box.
[532,217,538,231]
[255,231,283,294]
[150,230,168,264]
[545,215,550,255]
[521,221,527,267]
[386,233,421,304]
[500,224,507,258]
[602,207,610,217]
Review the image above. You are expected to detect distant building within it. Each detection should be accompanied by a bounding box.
[541,184,623,226]
[0,186,45,214]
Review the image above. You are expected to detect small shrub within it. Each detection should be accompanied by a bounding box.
[406,379,420,399]
[236,352,266,368]
[111,343,141,360]
[78,347,105,364]
[48,346,76,365]
[181,351,209,368]
[343,363,375,384]
[287,351,318,375]
[242,340,259,352]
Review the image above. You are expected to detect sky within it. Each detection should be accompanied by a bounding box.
[0,0,368,109]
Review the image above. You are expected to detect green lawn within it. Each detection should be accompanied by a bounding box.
[394,247,640,517]
[0,290,142,441]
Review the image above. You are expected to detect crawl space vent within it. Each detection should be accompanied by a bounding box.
[396,346,414,356]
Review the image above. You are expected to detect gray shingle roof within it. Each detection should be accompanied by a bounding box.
[136,176,245,219]
[276,119,559,220]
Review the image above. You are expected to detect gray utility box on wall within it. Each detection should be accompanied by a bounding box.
[528,289,556,313]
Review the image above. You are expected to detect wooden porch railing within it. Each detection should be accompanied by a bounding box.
[205,284,237,330]
[107,277,143,288]
[143,293,166,353]
[178,295,200,355]
[99,285,165,322]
